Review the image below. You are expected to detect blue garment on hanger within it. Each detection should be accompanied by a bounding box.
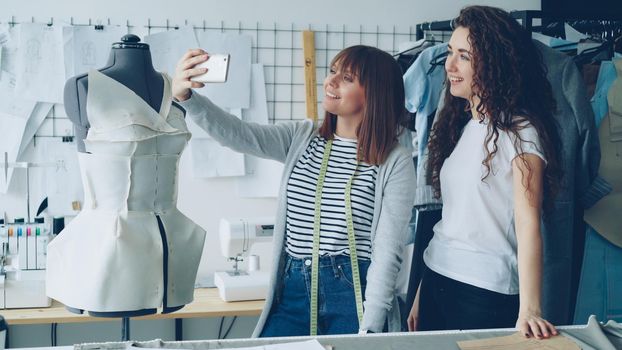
[574,227,622,324]
[403,43,447,158]
[403,43,447,213]
[575,58,621,324]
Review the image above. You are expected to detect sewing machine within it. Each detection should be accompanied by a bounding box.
[214,217,274,302]
[0,222,51,308]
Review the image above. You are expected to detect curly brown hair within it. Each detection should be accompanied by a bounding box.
[427,5,562,208]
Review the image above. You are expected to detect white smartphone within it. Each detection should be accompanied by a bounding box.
[191,54,230,83]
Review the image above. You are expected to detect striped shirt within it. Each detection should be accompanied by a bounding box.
[285,135,378,260]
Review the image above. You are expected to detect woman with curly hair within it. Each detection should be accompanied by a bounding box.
[407,6,562,338]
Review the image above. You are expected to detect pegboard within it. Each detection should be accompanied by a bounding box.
[2,17,418,138]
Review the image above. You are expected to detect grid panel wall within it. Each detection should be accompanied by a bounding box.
[3,18,417,138]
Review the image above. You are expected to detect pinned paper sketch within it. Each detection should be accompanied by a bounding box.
[194,31,252,109]
[0,72,37,120]
[0,65,51,158]
[189,108,245,178]
[237,64,283,198]
[0,114,27,193]
[64,25,126,78]
[190,138,245,178]
[15,23,66,104]
[0,24,19,77]
[145,26,199,76]
[38,139,84,217]
[0,25,5,71]
[0,71,38,193]
[17,103,53,157]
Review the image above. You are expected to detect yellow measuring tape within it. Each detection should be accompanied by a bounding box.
[310,139,364,335]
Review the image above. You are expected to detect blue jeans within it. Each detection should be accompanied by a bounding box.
[260,254,370,337]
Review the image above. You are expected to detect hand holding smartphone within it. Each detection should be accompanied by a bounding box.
[191,53,230,83]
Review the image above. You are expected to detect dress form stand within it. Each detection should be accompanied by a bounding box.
[56,35,197,340]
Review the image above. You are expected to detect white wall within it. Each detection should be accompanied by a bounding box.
[8,0,539,29]
[0,0,540,347]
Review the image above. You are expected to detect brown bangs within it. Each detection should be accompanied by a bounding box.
[318,45,405,165]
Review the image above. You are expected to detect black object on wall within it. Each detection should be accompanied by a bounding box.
[541,0,621,20]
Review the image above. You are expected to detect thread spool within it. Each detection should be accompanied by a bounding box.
[248,254,260,272]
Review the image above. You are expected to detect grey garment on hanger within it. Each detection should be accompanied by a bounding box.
[533,41,601,325]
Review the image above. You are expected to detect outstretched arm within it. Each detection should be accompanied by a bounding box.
[513,153,558,339]
[172,49,299,162]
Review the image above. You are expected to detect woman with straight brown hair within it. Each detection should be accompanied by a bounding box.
[173,45,415,336]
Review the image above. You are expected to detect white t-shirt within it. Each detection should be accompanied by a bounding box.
[423,118,546,295]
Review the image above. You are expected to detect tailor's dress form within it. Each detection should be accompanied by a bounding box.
[46,70,206,313]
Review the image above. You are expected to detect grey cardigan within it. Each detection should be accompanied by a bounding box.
[180,92,416,334]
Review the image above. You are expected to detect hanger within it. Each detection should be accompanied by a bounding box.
[574,40,614,66]
[393,38,427,57]
[396,19,454,58]
[393,36,446,58]
[427,50,448,75]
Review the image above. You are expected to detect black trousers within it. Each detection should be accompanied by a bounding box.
[418,267,520,331]
[404,209,442,320]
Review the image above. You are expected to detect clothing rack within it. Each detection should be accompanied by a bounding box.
[415,10,622,40]
[511,10,622,39]
[415,20,453,40]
